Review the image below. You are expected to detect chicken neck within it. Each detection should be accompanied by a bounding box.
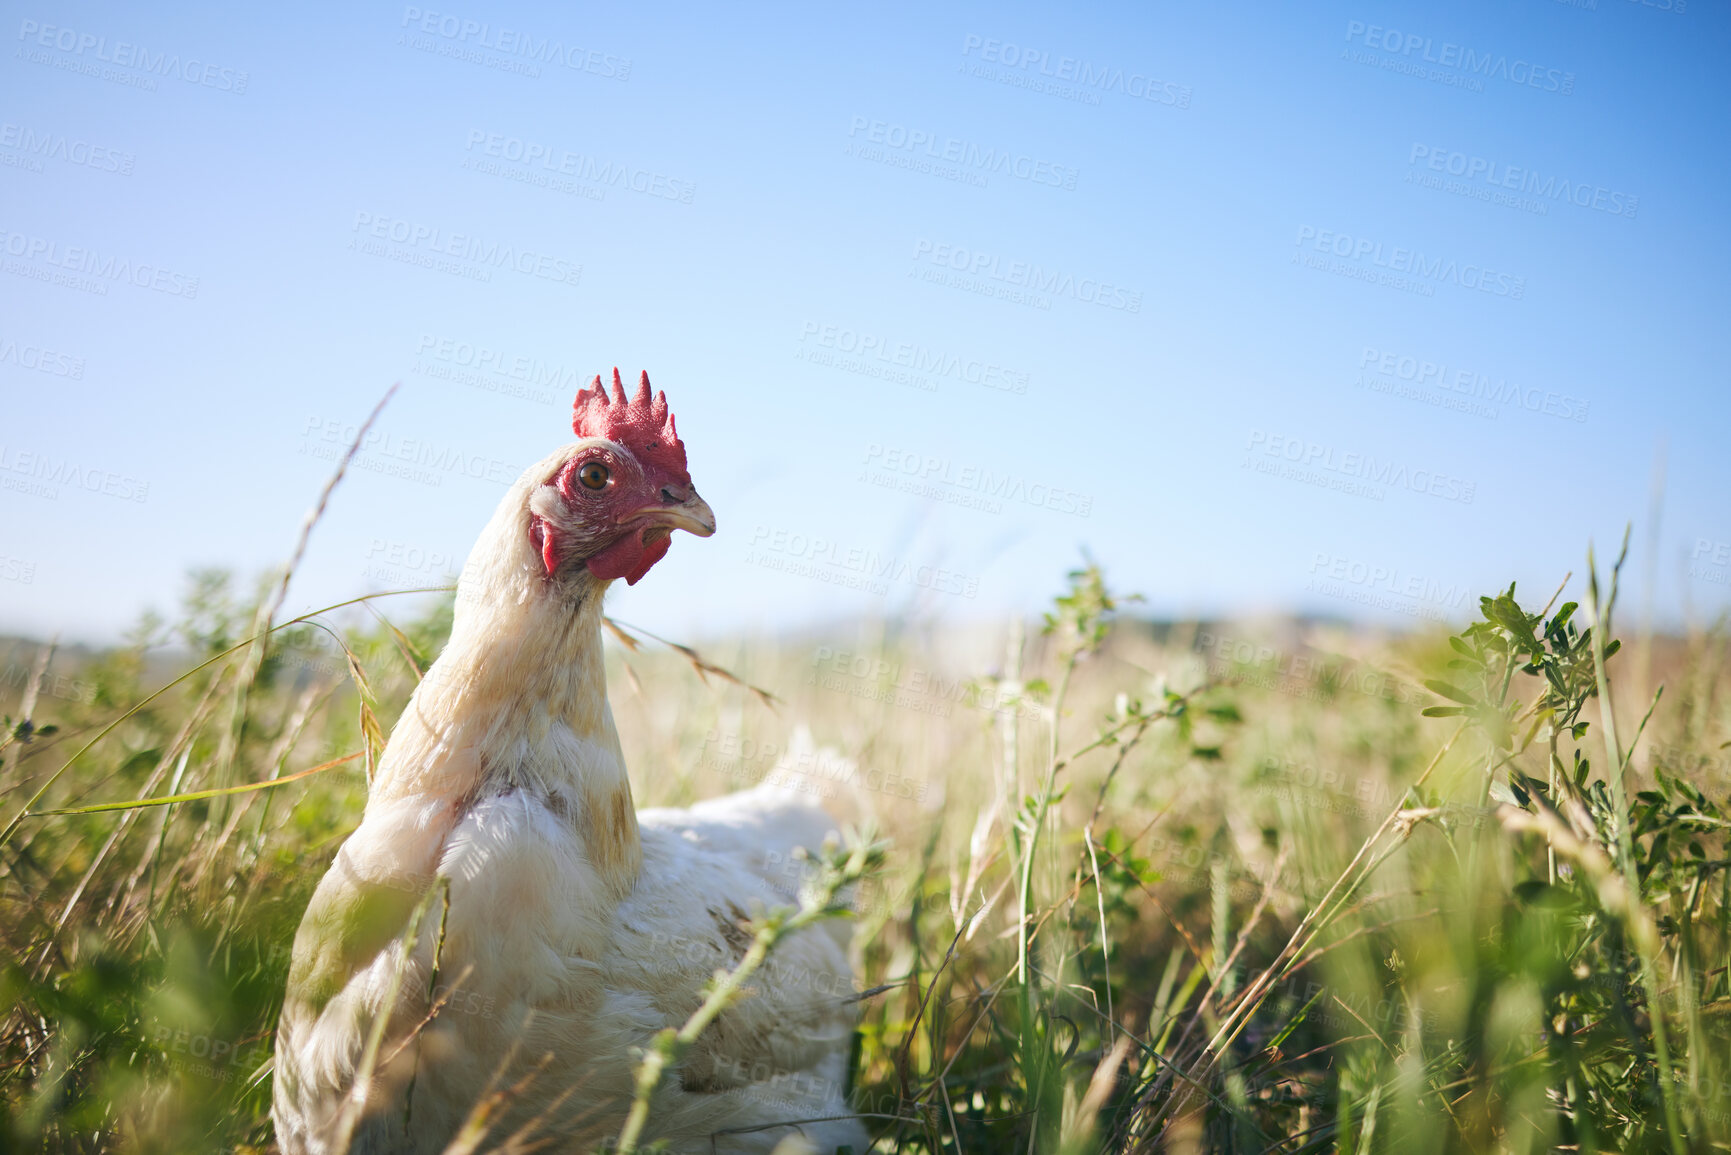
[367,471,643,892]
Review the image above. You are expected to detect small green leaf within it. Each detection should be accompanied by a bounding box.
[1424,679,1476,705]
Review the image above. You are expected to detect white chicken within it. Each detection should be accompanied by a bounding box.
[273,372,868,1154]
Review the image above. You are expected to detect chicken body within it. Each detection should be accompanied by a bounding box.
[274,391,867,1154]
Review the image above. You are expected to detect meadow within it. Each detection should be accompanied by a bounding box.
[2,540,1728,1153]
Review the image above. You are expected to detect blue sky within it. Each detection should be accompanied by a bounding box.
[2,0,1727,643]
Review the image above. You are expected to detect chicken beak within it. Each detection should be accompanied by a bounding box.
[641,489,716,538]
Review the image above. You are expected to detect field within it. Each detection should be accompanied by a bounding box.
[3,548,1729,1153]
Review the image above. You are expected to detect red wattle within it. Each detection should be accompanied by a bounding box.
[530,516,561,576]
[586,530,672,585]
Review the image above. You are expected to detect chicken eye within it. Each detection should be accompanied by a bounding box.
[577,461,610,491]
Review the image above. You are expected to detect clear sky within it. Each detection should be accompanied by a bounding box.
[2,0,1727,644]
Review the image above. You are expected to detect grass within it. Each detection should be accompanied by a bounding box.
[2,536,1729,1153]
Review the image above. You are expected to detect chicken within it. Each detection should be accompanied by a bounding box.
[273,372,869,1155]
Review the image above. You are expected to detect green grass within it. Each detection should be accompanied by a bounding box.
[2,542,1728,1153]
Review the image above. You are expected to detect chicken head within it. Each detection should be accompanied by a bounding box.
[526,369,714,585]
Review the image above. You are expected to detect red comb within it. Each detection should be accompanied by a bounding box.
[572,369,690,483]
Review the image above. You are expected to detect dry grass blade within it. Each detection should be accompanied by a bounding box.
[894,920,968,1102]
[367,601,430,681]
[1062,1035,1133,1155]
[258,383,401,647]
[26,751,364,816]
[0,637,56,773]
[188,679,333,890]
[382,962,474,1072]
[1192,722,1469,1070]
[473,1080,580,1155]
[602,616,781,708]
[614,837,882,1154]
[331,875,444,1152]
[47,671,229,934]
[216,383,401,788]
[437,1049,557,1155]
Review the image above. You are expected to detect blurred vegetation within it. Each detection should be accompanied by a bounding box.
[1,542,1728,1153]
